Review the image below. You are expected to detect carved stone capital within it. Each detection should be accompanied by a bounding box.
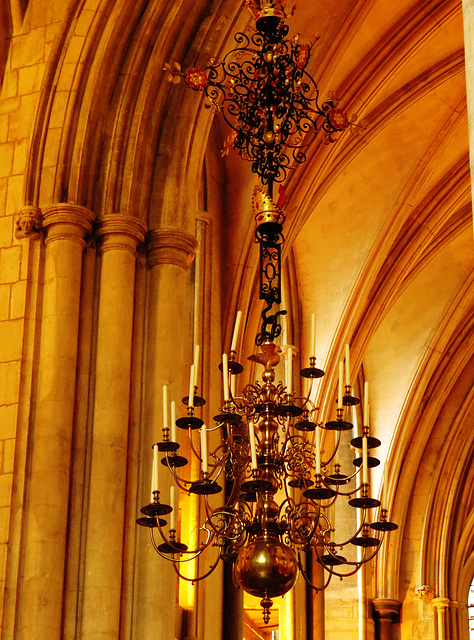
[96,214,148,255]
[15,205,42,239]
[373,598,401,621]
[146,228,198,271]
[432,597,451,611]
[414,585,433,601]
[42,203,95,247]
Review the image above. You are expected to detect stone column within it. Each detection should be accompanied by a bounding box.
[432,597,451,640]
[462,0,474,221]
[372,598,400,640]
[81,214,147,640]
[18,203,94,640]
[306,551,325,640]
[132,227,198,640]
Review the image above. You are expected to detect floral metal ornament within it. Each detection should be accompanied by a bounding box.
[164,12,352,190]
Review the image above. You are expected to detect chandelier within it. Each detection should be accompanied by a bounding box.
[138,0,397,625]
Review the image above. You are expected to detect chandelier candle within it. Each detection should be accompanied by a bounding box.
[188,365,195,409]
[345,344,350,387]
[222,353,230,402]
[338,361,344,408]
[170,485,176,531]
[200,425,208,474]
[152,443,159,497]
[310,313,316,356]
[193,345,200,388]
[248,421,258,470]
[231,310,243,352]
[171,401,177,444]
[162,385,168,434]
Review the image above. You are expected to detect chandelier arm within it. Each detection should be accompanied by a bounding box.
[149,527,208,561]
[161,456,194,489]
[297,549,333,591]
[330,516,367,548]
[171,550,222,582]
[332,543,383,568]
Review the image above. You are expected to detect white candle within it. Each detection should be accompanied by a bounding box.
[345,344,350,387]
[248,421,258,469]
[162,384,168,433]
[193,344,200,388]
[338,361,344,408]
[286,347,293,395]
[230,310,242,352]
[282,314,288,346]
[171,400,177,443]
[188,364,195,408]
[230,374,236,398]
[315,425,321,475]
[363,381,369,427]
[310,313,316,356]
[362,435,368,484]
[152,443,159,496]
[222,353,229,402]
[170,485,176,531]
[382,462,388,507]
[200,424,208,474]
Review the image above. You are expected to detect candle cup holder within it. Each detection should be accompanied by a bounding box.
[182,386,206,408]
[342,385,360,406]
[303,474,336,500]
[240,468,273,494]
[288,476,313,488]
[350,524,380,548]
[161,452,188,468]
[326,463,350,486]
[295,410,317,431]
[158,529,189,554]
[140,491,173,517]
[189,475,223,495]
[325,407,353,431]
[300,356,325,379]
[136,515,167,528]
[276,393,303,417]
[213,400,241,424]
[349,483,381,509]
[176,405,204,430]
[319,542,347,566]
[219,350,244,374]
[350,435,381,449]
[353,455,380,469]
[371,507,399,531]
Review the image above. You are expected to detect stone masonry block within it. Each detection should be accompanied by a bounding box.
[0,320,23,361]
[5,175,23,216]
[13,139,28,175]
[0,361,20,404]
[0,246,21,283]
[0,215,12,246]
[2,440,15,474]
[0,144,14,178]
[19,63,46,94]
[0,98,21,116]
[1,71,18,100]
[0,115,8,144]
[0,285,9,321]
[0,508,9,543]
[0,474,12,507]
[0,404,18,439]
[10,280,26,318]
[11,29,46,69]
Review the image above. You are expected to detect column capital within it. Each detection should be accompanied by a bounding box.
[373,598,401,620]
[42,203,95,247]
[146,228,198,271]
[432,597,451,611]
[96,214,148,255]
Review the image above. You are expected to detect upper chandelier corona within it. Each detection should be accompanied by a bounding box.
[139,0,397,625]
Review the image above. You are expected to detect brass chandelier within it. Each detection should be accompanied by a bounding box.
[138,0,397,624]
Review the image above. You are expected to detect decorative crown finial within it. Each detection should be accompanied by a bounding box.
[244,0,296,22]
